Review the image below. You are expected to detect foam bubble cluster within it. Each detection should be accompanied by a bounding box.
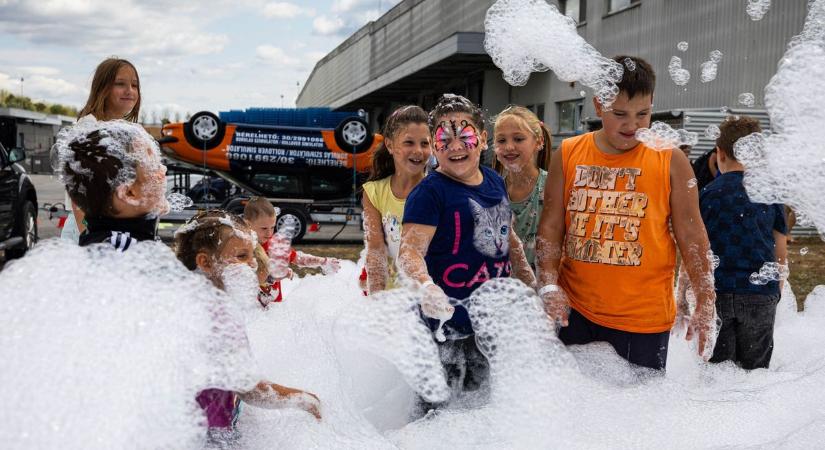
[705,124,722,139]
[747,0,771,21]
[635,121,699,150]
[738,92,756,107]
[677,41,689,52]
[700,50,723,83]
[167,192,194,212]
[483,0,624,107]
[749,261,790,285]
[735,0,825,234]
[668,56,691,86]
[0,239,259,449]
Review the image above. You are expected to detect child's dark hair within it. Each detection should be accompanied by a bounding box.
[367,105,429,182]
[57,122,152,218]
[174,210,251,270]
[428,94,485,132]
[244,196,277,221]
[493,105,553,170]
[613,55,656,100]
[716,115,762,161]
[79,58,141,122]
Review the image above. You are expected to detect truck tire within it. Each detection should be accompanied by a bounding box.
[184,111,226,150]
[276,207,308,242]
[334,117,373,153]
[7,201,38,259]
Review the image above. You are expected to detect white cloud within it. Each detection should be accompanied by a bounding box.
[255,45,300,67]
[313,15,346,36]
[0,1,230,58]
[0,70,82,102]
[263,2,314,19]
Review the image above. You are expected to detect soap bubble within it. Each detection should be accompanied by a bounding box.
[623,57,636,71]
[747,0,771,21]
[738,92,756,107]
[749,262,789,285]
[701,60,718,83]
[484,0,624,107]
[800,247,809,256]
[710,50,724,63]
[687,178,698,188]
[677,41,689,52]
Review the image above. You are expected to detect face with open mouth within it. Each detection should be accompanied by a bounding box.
[433,112,486,183]
[387,122,432,176]
[493,116,541,172]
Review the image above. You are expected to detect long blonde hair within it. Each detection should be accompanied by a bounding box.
[78,58,141,122]
[493,105,553,171]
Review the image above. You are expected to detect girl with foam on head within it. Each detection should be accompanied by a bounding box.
[397,94,536,411]
[493,105,553,268]
[174,210,322,440]
[361,105,432,294]
[61,58,142,243]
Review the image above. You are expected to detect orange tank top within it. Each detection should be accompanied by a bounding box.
[559,132,676,333]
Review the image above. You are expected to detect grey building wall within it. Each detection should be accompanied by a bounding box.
[300,0,808,143]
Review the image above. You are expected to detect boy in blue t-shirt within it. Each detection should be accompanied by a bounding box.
[700,116,788,370]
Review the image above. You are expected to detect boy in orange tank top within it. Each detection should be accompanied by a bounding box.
[535,56,717,370]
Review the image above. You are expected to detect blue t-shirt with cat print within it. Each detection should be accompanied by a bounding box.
[404,165,512,337]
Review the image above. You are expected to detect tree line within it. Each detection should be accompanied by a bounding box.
[0,90,78,116]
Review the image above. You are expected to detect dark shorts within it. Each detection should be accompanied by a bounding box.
[558,309,670,370]
[710,292,779,370]
[414,336,490,417]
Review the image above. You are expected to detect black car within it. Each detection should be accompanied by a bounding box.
[0,143,38,261]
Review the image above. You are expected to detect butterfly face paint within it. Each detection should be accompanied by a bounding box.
[434,120,480,153]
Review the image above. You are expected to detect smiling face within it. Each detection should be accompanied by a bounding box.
[105,65,139,120]
[594,91,653,153]
[386,122,432,176]
[494,116,541,172]
[432,112,486,183]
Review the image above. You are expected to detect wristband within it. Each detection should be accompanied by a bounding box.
[421,280,435,289]
[537,284,560,297]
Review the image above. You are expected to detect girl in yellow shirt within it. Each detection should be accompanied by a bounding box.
[361,106,432,293]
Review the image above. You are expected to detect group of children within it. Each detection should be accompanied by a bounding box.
[49,53,788,437]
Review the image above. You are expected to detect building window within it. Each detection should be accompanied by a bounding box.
[558,99,584,134]
[561,0,586,23]
[524,103,546,122]
[607,0,639,13]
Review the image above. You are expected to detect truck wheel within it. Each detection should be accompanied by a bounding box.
[7,201,38,259]
[334,117,373,153]
[277,207,308,242]
[184,111,226,150]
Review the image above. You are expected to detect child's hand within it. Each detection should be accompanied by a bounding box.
[538,284,570,327]
[320,257,341,274]
[421,282,454,320]
[685,300,718,360]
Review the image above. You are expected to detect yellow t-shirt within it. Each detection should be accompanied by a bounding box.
[362,176,406,287]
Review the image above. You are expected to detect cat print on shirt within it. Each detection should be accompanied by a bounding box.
[469,197,510,258]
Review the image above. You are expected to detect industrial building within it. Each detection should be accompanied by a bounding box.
[297,0,806,152]
[0,107,75,173]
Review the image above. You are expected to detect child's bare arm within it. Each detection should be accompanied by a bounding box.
[508,228,536,288]
[398,223,454,320]
[774,229,788,291]
[362,194,389,294]
[669,150,717,358]
[239,381,321,420]
[535,149,569,325]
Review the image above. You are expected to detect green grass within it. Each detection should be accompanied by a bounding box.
[293,239,825,309]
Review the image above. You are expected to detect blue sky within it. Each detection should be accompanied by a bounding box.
[0,0,400,122]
